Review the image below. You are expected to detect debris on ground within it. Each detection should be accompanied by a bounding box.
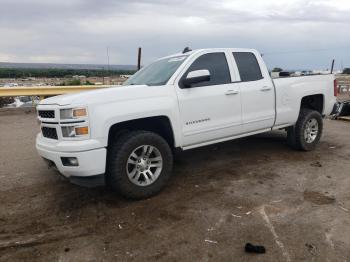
[339,205,349,212]
[271,200,282,203]
[245,243,266,254]
[303,190,336,205]
[332,100,350,119]
[311,161,322,167]
[305,243,317,255]
[205,239,218,244]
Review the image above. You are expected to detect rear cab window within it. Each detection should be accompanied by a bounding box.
[181,52,231,88]
[233,52,263,82]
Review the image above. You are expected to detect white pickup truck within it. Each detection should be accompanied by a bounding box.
[36,48,337,199]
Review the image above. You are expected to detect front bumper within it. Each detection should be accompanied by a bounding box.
[36,134,107,178]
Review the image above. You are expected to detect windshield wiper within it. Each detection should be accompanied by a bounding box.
[125,83,149,86]
[145,82,162,86]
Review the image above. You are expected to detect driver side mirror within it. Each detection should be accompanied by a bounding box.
[183,69,210,88]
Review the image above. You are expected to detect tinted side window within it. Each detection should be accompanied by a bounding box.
[182,52,231,88]
[233,52,263,82]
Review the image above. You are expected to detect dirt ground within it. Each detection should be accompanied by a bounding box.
[0,109,350,262]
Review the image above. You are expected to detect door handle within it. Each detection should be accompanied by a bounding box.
[260,86,272,91]
[225,90,239,95]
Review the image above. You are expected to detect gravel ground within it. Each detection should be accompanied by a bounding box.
[0,109,350,262]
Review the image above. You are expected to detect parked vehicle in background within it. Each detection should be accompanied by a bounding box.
[3,83,19,87]
[6,96,39,108]
[36,48,337,199]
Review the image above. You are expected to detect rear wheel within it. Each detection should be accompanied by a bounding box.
[107,131,173,199]
[287,109,323,151]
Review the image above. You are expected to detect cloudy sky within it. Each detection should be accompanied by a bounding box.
[1,0,350,70]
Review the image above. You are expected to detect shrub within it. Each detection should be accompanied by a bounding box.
[343,68,350,74]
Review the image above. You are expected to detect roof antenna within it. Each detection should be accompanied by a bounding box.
[182,47,192,54]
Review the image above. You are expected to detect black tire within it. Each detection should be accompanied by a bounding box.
[106,130,173,199]
[287,109,323,151]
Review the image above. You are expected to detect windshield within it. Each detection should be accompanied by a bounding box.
[124,55,188,86]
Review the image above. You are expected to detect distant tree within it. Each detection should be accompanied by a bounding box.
[272,67,283,72]
[85,80,94,85]
[0,68,136,78]
[58,79,81,86]
[343,68,350,74]
[67,79,81,86]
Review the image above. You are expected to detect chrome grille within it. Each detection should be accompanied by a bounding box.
[38,110,55,119]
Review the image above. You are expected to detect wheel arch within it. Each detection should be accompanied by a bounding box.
[107,116,176,149]
[299,94,324,115]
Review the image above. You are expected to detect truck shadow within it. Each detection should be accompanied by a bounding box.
[53,130,292,209]
[51,127,340,215]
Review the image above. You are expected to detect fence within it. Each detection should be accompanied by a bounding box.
[336,75,350,101]
[1,78,349,100]
[0,85,114,100]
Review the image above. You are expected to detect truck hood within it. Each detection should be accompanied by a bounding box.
[39,85,166,106]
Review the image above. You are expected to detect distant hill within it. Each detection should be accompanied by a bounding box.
[0,62,137,71]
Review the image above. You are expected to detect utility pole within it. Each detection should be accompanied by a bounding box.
[330,59,335,74]
[106,46,110,72]
[137,47,142,71]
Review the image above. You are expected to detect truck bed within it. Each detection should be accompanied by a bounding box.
[272,74,336,127]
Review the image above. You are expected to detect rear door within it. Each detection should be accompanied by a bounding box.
[232,52,275,133]
[175,51,242,147]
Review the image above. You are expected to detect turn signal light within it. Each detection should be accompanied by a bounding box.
[73,108,87,117]
[75,126,89,136]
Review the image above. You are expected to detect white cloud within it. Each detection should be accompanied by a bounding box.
[183,16,207,26]
[0,0,349,69]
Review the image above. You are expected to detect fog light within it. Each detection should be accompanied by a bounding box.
[61,157,79,167]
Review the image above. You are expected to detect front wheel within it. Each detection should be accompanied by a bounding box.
[107,131,173,199]
[287,109,323,151]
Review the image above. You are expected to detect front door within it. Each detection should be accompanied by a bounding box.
[175,51,242,147]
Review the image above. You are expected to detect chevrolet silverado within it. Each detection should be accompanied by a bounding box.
[36,48,337,199]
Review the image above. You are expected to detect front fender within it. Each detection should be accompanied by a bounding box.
[89,96,182,147]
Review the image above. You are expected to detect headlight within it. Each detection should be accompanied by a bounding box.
[62,126,89,137]
[60,107,89,138]
[60,107,87,120]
